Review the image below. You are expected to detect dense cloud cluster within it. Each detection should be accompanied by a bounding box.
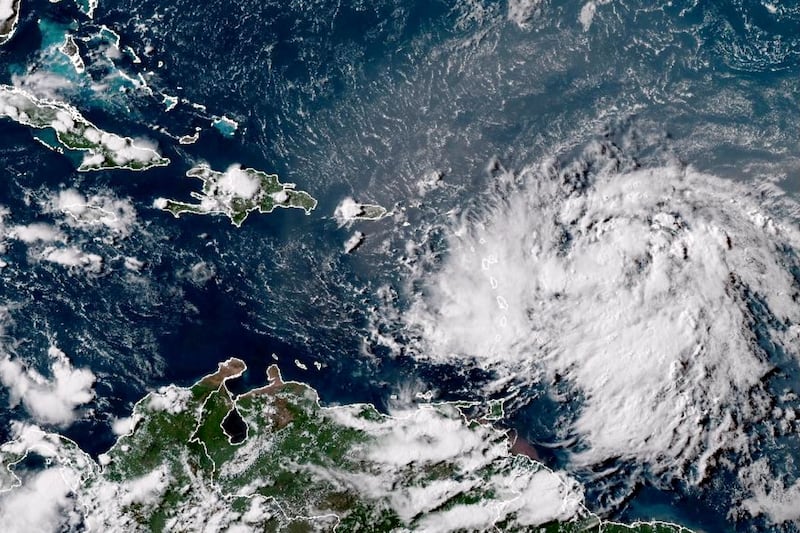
[398,144,800,518]
[0,345,95,426]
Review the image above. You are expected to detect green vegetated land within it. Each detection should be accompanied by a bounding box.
[0,85,170,171]
[0,359,693,532]
[158,164,317,226]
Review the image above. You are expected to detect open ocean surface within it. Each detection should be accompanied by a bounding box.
[4,0,800,531]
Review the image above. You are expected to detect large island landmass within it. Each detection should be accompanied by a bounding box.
[0,85,170,171]
[155,163,317,227]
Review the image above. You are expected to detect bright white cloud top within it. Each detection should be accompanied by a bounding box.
[0,359,688,532]
[155,163,317,227]
[333,196,389,226]
[0,0,20,46]
[0,346,95,426]
[46,188,139,238]
[394,144,800,515]
[0,85,169,171]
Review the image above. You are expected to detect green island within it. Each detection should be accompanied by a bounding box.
[334,197,389,225]
[0,85,170,171]
[0,0,21,45]
[0,358,693,532]
[351,203,387,220]
[155,164,318,227]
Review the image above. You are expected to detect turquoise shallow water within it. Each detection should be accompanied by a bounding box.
[3,0,800,530]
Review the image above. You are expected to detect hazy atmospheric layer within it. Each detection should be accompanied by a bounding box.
[393,139,800,521]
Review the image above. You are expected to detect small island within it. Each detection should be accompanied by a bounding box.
[50,0,97,18]
[155,163,317,227]
[211,115,238,137]
[0,358,694,532]
[0,86,170,171]
[59,35,86,74]
[0,0,20,46]
[334,196,389,225]
[178,130,200,144]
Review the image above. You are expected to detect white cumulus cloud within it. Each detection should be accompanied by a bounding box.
[10,223,64,243]
[0,345,95,426]
[396,145,800,509]
[0,467,81,532]
[45,187,138,237]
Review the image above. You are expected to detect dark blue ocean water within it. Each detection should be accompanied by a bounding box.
[3,0,800,531]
